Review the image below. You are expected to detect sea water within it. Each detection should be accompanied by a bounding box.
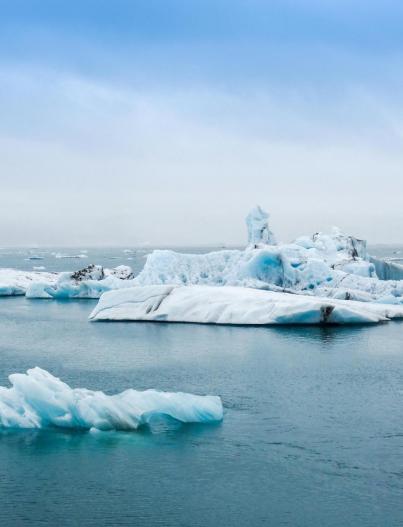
[0,247,403,526]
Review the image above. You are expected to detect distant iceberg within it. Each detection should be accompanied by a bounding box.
[0,367,223,430]
[89,285,403,325]
[54,253,88,259]
[0,268,58,296]
[25,264,135,299]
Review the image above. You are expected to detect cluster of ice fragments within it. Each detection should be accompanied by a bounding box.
[0,367,223,430]
[1,206,403,324]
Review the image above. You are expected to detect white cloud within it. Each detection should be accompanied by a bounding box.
[0,67,402,245]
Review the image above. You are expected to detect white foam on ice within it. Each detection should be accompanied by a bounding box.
[0,367,223,430]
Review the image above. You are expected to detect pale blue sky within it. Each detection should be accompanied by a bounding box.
[1,1,402,245]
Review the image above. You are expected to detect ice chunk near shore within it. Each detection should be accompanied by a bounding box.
[0,367,223,430]
[89,285,403,325]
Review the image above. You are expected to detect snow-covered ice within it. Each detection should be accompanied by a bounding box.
[0,367,223,430]
[89,285,403,325]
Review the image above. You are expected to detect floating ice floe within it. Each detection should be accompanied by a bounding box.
[26,264,135,299]
[0,268,58,296]
[54,253,88,259]
[0,367,223,430]
[89,285,403,325]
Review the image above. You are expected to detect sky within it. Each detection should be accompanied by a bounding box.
[1,0,403,246]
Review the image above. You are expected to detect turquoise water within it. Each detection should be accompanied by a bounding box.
[1,246,403,526]
[1,296,403,526]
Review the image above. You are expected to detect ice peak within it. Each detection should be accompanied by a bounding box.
[246,206,276,247]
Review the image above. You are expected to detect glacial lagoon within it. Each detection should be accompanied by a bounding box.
[1,247,403,526]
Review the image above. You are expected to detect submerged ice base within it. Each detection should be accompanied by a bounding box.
[0,367,223,431]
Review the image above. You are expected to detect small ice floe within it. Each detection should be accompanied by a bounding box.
[0,367,223,431]
[54,253,88,259]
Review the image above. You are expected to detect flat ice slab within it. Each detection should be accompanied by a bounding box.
[0,367,223,430]
[89,285,403,325]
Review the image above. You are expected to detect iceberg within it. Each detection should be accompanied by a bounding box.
[0,268,58,296]
[129,209,403,305]
[89,285,403,325]
[2,206,403,308]
[370,257,403,281]
[25,265,135,299]
[0,367,223,430]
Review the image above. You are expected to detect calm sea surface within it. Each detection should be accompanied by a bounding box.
[0,247,403,526]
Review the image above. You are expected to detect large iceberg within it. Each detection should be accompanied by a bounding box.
[89,285,403,325]
[2,207,403,309]
[0,367,223,430]
[131,229,403,305]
